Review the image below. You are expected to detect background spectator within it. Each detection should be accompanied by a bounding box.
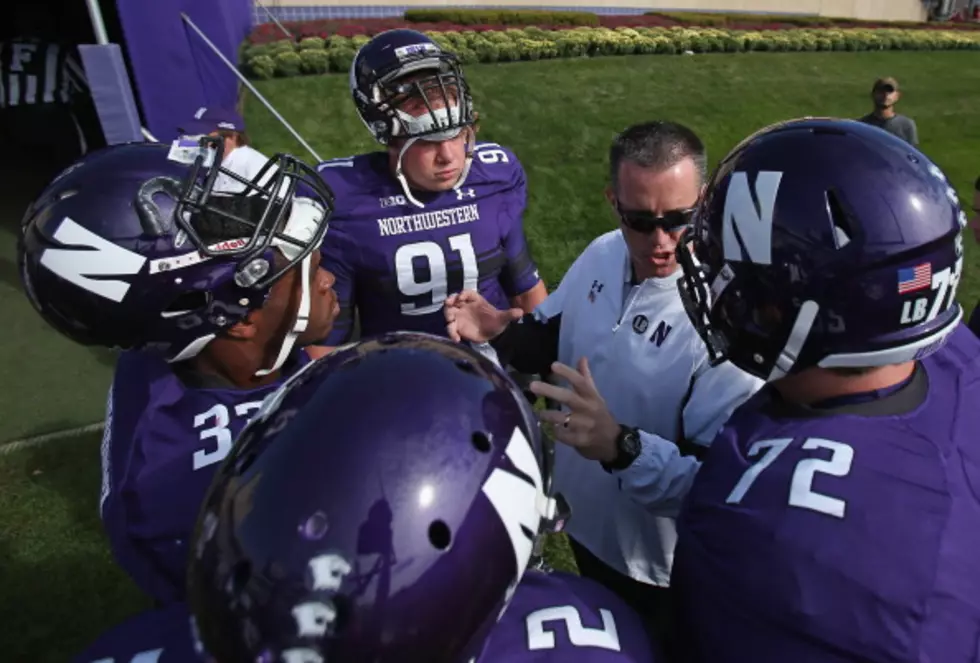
[858,76,918,145]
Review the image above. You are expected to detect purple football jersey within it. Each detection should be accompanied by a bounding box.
[671,324,980,663]
[70,603,201,663]
[479,571,660,662]
[100,349,310,603]
[317,143,541,344]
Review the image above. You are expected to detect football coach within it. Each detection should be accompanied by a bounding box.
[444,120,762,639]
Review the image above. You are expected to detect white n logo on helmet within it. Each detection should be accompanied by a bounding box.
[481,428,545,582]
[90,648,163,663]
[722,171,783,265]
[40,217,147,302]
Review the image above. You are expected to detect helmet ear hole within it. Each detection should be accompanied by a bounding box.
[825,189,856,249]
[162,291,210,319]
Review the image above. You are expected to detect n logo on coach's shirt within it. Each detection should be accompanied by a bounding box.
[40,218,147,302]
[722,171,782,265]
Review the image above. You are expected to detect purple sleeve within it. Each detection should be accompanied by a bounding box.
[319,224,357,346]
[497,157,541,297]
[70,603,202,663]
[100,353,186,603]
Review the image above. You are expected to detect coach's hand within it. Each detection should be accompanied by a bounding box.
[445,290,523,343]
[530,357,620,463]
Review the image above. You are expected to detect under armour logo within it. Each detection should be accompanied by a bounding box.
[456,188,476,200]
[588,280,604,303]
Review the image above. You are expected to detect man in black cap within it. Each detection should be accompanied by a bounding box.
[858,76,918,146]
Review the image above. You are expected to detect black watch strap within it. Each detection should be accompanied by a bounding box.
[601,425,641,473]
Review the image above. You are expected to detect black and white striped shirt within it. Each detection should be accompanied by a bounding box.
[0,39,87,108]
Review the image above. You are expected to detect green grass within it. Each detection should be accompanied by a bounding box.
[2,51,978,660]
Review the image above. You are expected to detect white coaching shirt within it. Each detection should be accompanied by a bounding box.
[214,144,274,194]
[537,229,762,586]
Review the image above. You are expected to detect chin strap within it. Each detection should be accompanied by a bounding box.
[395,126,476,209]
[254,253,312,377]
[254,197,325,377]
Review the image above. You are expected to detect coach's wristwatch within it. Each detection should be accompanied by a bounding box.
[600,425,642,473]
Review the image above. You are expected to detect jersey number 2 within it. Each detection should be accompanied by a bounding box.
[192,402,264,471]
[394,233,478,315]
[725,437,854,518]
[525,605,621,651]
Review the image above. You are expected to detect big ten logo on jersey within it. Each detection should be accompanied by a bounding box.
[526,605,622,652]
[482,428,548,598]
[280,553,353,663]
[192,401,265,471]
[898,257,962,326]
[379,194,406,208]
[727,437,854,519]
[89,649,163,663]
[721,171,782,265]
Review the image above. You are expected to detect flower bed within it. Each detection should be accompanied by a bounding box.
[246,10,980,45]
[243,25,980,79]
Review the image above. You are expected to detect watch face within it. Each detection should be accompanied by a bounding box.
[623,430,641,454]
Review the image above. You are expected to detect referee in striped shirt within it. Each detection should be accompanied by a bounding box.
[1,35,97,178]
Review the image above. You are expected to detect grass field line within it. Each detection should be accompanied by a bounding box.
[0,422,105,456]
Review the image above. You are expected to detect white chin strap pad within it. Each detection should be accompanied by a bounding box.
[254,197,326,377]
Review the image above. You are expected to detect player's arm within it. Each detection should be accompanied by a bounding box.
[100,354,187,602]
[487,242,581,376]
[511,280,547,314]
[490,147,547,314]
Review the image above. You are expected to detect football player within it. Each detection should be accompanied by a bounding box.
[313,29,547,352]
[70,334,660,663]
[671,118,979,662]
[18,138,339,604]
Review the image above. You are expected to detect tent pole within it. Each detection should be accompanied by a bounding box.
[180,13,321,163]
[84,0,110,45]
[256,1,294,39]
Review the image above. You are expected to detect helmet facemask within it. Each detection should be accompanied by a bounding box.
[360,53,476,208]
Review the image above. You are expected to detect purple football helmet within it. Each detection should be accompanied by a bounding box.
[350,29,476,208]
[188,332,560,663]
[678,118,965,381]
[350,29,474,147]
[19,138,334,373]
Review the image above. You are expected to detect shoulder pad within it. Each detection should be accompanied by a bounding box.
[468,142,524,190]
[316,152,391,197]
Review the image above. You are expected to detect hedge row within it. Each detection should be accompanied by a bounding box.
[247,10,980,45]
[243,25,980,79]
[648,10,980,31]
[398,8,980,31]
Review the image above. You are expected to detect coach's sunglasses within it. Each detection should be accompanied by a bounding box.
[614,201,695,234]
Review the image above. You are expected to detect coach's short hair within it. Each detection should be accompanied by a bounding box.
[609,121,707,191]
